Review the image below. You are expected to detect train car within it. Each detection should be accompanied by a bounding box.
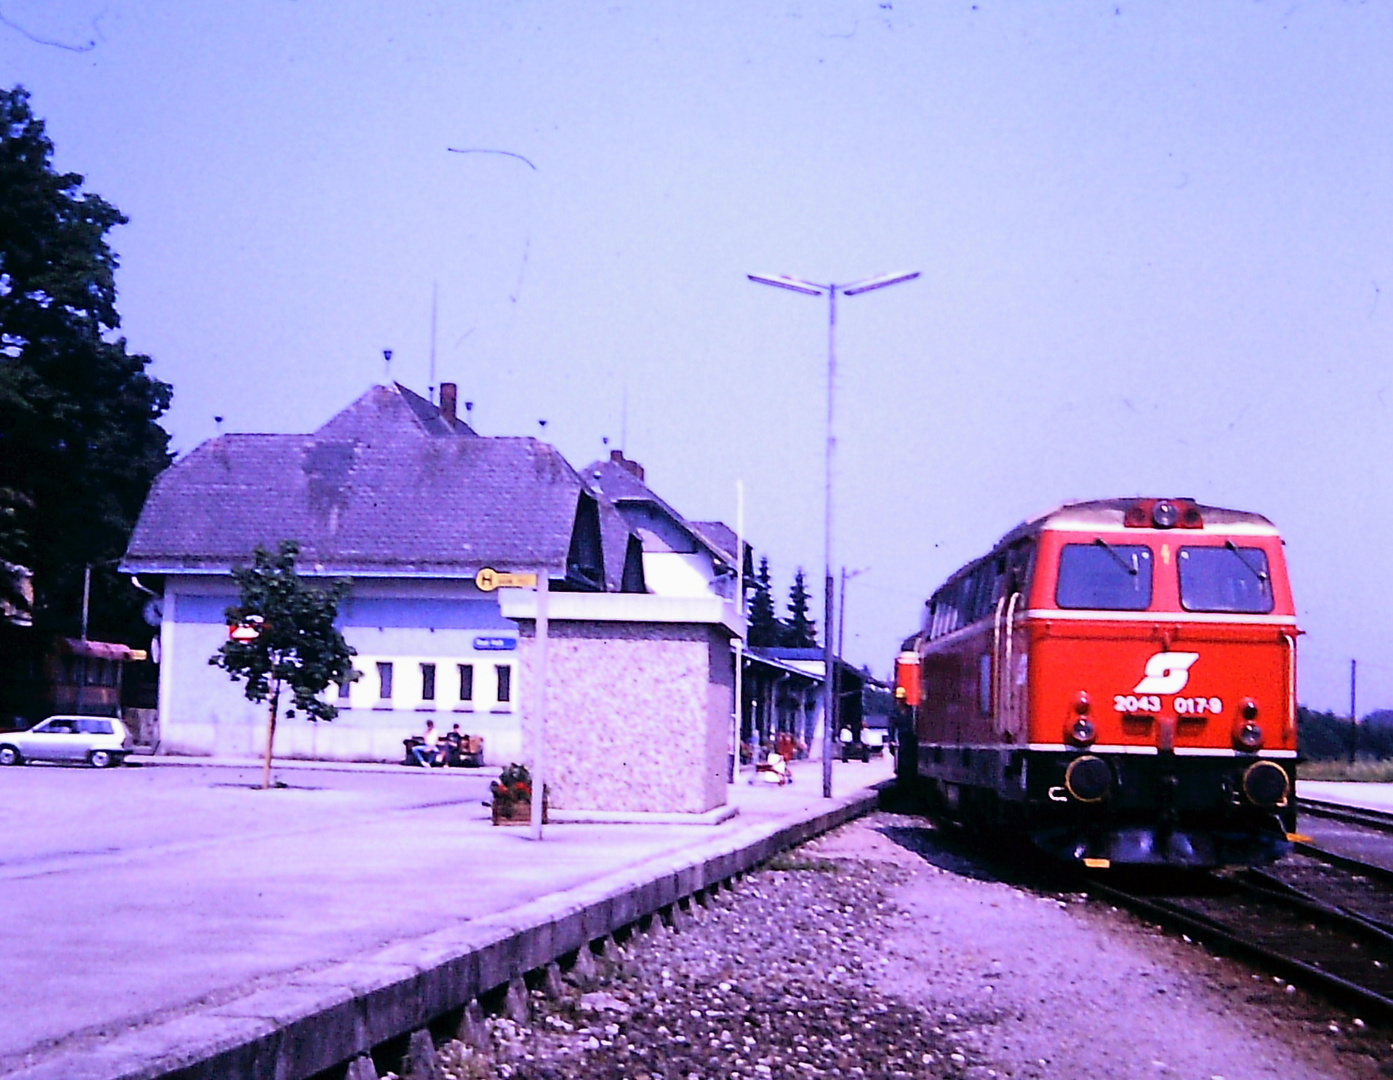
[894,498,1298,868]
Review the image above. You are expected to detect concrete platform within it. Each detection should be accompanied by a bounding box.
[0,754,893,1079]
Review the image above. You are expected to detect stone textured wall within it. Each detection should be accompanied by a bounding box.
[517,620,731,813]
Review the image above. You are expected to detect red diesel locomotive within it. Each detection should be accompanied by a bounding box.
[894,498,1298,868]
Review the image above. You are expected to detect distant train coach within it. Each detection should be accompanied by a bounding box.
[894,498,1298,868]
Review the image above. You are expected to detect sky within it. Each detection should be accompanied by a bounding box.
[4,0,1392,712]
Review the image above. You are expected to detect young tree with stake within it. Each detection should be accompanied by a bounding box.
[210,541,356,789]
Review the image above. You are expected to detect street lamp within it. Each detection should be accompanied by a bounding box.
[748,270,919,797]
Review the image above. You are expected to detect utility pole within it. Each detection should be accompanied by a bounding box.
[837,566,868,744]
[80,564,91,641]
[531,571,549,841]
[429,281,438,404]
[747,268,919,796]
[730,479,745,784]
[1350,658,1359,765]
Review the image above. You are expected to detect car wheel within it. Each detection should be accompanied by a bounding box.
[89,749,114,769]
[0,745,21,766]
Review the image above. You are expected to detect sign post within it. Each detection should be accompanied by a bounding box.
[530,570,549,840]
[478,567,548,838]
[730,478,744,783]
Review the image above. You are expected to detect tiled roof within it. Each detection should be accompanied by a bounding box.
[689,520,738,564]
[585,458,736,572]
[125,384,627,584]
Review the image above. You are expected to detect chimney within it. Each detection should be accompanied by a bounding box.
[610,449,644,480]
[439,383,458,427]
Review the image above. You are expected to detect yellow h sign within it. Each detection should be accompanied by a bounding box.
[475,568,539,592]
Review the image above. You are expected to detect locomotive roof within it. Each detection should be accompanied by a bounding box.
[997,498,1280,548]
[924,498,1282,599]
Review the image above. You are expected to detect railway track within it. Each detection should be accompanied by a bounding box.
[1298,796,1393,835]
[1088,800,1393,1021]
[1091,869,1393,1022]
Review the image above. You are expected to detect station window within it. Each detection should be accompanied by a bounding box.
[337,674,352,700]
[1056,542,1153,611]
[377,661,394,700]
[420,663,436,702]
[495,664,512,704]
[1178,546,1274,613]
[458,663,474,703]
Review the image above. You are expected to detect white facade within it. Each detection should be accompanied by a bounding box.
[156,576,524,763]
[639,551,724,598]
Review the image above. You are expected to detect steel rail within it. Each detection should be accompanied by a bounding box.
[1089,876,1393,1023]
[1239,867,1393,940]
[1245,864,1393,938]
[1298,797,1393,834]
[1291,840,1393,890]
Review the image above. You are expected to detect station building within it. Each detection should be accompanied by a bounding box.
[122,382,750,813]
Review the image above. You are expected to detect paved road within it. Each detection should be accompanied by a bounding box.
[0,755,892,1073]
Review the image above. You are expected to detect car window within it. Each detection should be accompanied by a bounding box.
[45,719,77,733]
[1179,546,1274,613]
[1056,542,1153,610]
[78,718,114,735]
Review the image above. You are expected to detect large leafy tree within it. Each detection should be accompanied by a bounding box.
[210,542,356,789]
[0,85,172,641]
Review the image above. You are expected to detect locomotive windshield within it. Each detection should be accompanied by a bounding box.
[1056,542,1153,610]
[1178,545,1274,613]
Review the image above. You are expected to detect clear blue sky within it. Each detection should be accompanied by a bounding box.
[5,1,1391,712]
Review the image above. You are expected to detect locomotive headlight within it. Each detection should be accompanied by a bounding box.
[1065,755,1112,802]
[1073,692,1091,716]
[1234,719,1264,751]
[1242,760,1289,807]
[1067,717,1097,746]
[1152,500,1180,528]
[1241,698,1259,721]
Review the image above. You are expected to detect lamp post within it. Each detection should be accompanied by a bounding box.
[747,270,919,797]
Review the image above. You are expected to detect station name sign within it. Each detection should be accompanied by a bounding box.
[473,636,517,652]
[474,567,538,592]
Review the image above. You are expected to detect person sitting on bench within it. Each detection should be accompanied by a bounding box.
[412,719,441,766]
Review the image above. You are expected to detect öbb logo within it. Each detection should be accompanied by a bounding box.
[1133,652,1200,695]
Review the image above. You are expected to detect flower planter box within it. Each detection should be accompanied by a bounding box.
[490,763,548,826]
[491,795,548,826]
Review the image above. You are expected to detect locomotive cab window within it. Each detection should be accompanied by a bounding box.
[1178,545,1274,613]
[1056,542,1153,610]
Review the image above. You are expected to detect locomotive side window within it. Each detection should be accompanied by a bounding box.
[1178,545,1274,613]
[1056,542,1153,610]
[1005,542,1034,598]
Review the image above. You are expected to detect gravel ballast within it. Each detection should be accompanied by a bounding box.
[398,812,1393,1080]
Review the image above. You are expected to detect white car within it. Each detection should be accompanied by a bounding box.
[0,715,132,768]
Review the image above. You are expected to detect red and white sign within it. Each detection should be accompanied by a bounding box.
[229,616,264,642]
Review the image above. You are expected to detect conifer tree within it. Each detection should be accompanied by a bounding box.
[784,568,818,648]
[747,555,780,647]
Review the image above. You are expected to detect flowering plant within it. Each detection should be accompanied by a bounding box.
[491,763,533,804]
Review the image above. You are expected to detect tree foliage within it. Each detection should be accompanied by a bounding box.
[1298,705,1393,761]
[0,85,172,640]
[746,556,821,649]
[747,555,780,647]
[209,541,356,787]
[783,567,818,648]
